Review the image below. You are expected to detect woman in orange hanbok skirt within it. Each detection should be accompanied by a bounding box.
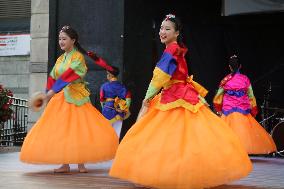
[213,55,276,155]
[109,14,252,189]
[20,25,118,173]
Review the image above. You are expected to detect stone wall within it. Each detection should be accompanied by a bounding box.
[0,56,29,99]
[28,0,49,130]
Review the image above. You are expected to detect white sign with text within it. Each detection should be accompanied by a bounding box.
[0,34,30,56]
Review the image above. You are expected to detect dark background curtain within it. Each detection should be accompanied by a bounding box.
[49,0,284,139]
[122,0,284,137]
[222,0,284,16]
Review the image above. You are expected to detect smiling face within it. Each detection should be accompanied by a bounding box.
[58,31,75,52]
[159,20,179,46]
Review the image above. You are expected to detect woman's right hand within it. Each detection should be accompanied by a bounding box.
[142,99,150,107]
[136,99,150,121]
[216,111,222,117]
[45,90,55,103]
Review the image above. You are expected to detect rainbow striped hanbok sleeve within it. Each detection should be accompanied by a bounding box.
[144,48,177,100]
[46,66,56,93]
[48,54,87,93]
[99,85,106,108]
[125,91,131,108]
[247,85,258,116]
[213,87,224,112]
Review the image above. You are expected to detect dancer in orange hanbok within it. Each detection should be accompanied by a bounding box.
[213,55,276,155]
[20,25,118,173]
[110,14,252,189]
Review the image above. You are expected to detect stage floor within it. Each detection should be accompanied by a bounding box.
[0,152,283,189]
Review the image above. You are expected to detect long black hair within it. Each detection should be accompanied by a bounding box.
[229,54,241,75]
[108,65,120,76]
[59,25,87,55]
[163,14,186,48]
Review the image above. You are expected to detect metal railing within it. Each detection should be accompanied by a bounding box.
[0,97,28,146]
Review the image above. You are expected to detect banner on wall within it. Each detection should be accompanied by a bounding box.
[0,34,30,56]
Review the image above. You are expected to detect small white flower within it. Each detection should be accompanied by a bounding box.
[165,14,176,20]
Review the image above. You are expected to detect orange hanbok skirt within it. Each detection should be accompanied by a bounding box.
[110,96,252,189]
[20,91,118,164]
[222,112,276,154]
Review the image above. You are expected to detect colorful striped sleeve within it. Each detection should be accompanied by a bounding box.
[126,91,131,108]
[213,87,224,112]
[118,85,131,108]
[46,66,56,92]
[100,85,105,102]
[144,49,177,100]
[247,85,258,116]
[99,85,105,108]
[51,54,87,93]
